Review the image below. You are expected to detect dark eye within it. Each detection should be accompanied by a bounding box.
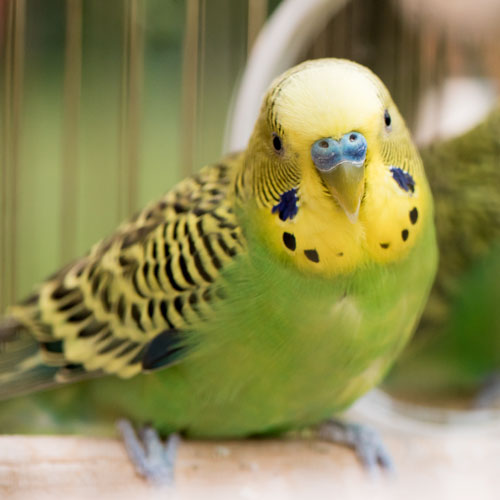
[384,109,392,129]
[272,133,283,152]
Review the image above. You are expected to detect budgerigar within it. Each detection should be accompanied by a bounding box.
[0,59,437,481]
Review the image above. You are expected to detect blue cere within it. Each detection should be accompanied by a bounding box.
[311,132,367,171]
[390,167,415,193]
[311,137,342,171]
[339,132,368,165]
[272,188,299,221]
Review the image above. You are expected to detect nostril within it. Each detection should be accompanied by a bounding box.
[311,137,343,171]
[349,133,357,142]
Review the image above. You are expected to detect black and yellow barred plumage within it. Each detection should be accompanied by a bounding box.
[1,157,245,390]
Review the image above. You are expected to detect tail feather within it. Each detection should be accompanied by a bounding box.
[0,316,59,400]
[0,316,24,342]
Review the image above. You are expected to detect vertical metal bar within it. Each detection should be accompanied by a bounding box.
[390,0,399,95]
[118,0,131,220]
[60,0,82,263]
[310,18,328,59]
[344,0,353,60]
[119,0,144,219]
[436,29,449,141]
[419,23,445,141]
[0,0,12,312]
[1,0,25,311]
[398,5,408,119]
[180,0,200,178]
[126,0,144,214]
[10,0,24,303]
[348,0,355,60]
[195,0,206,170]
[247,0,267,54]
[419,23,436,99]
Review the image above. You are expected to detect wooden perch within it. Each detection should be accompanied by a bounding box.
[0,413,498,500]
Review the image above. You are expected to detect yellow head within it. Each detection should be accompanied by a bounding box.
[236,59,432,276]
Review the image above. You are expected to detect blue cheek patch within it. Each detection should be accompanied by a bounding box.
[272,188,299,221]
[390,167,415,193]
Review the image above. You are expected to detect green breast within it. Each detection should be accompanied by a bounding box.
[117,210,434,437]
[77,210,437,438]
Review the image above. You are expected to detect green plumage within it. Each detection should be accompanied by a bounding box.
[387,107,500,401]
[0,59,438,437]
[422,106,500,335]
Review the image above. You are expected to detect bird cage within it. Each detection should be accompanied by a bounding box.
[0,0,275,311]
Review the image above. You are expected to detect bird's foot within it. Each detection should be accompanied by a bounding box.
[317,418,394,474]
[475,372,500,409]
[117,418,180,485]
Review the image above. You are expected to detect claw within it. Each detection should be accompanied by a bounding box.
[117,419,180,485]
[475,372,500,409]
[317,418,395,474]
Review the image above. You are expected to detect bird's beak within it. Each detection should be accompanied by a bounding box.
[311,132,367,223]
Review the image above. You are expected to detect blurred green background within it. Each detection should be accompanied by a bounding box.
[1,0,499,409]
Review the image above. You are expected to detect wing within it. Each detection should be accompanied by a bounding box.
[1,157,246,392]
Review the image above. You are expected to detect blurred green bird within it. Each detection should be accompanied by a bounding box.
[386,107,500,406]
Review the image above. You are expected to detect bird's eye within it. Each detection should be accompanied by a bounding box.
[384,109,392,130]
[272,133,283,153]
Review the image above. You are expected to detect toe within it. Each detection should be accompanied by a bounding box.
[317,418,395,474]
[116,419,178,486]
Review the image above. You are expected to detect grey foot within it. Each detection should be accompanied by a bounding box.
[317,418,394,473]
[117,419,180,485]
[475,372,500,409]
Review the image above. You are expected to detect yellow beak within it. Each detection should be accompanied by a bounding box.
[311,132,367,223]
